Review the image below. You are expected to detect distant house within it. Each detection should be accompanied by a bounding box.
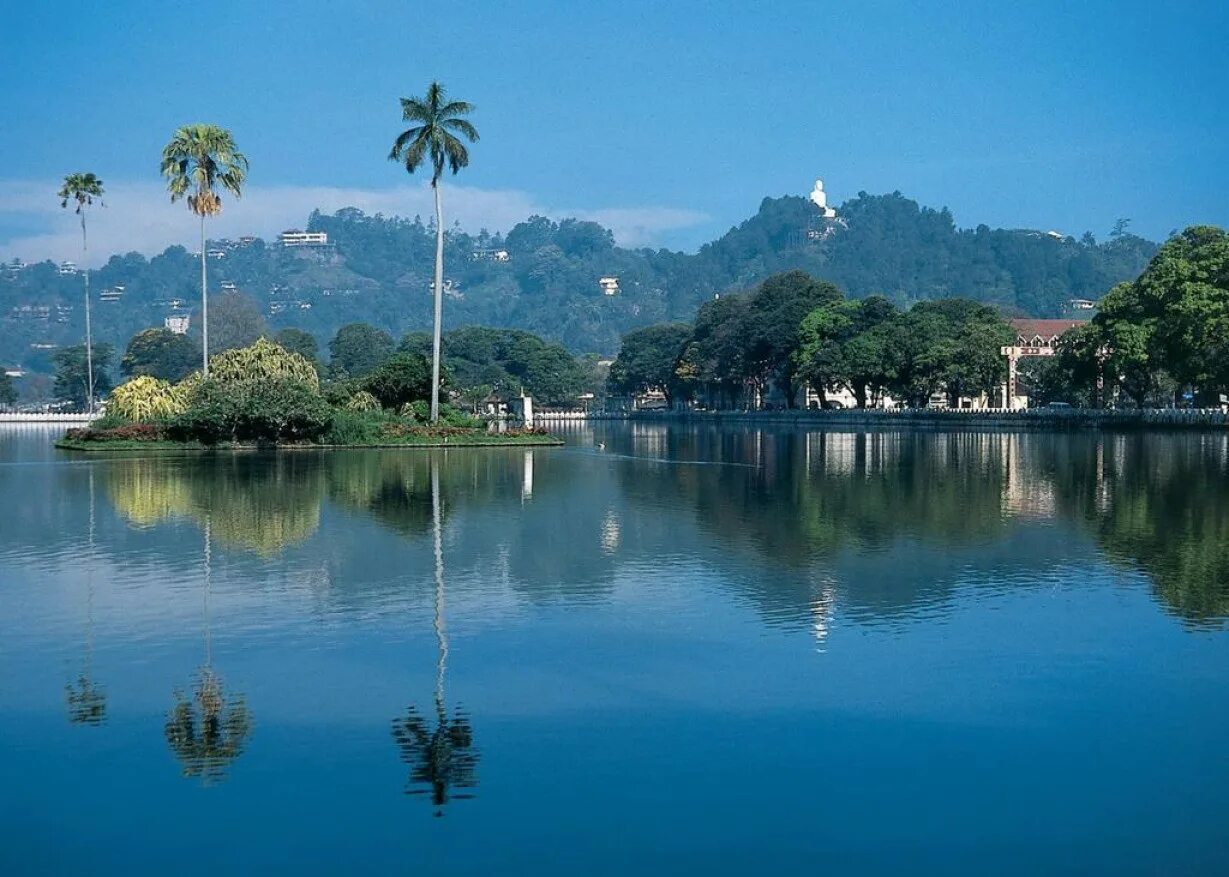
[1008,318,1087,350]
[58,261,77,275]
[1067,298,1097,311]
[599,276,620,296]
[279,229,329,247]
[164,315,190,335]
[99,285,124,302]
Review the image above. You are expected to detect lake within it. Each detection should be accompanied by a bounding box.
[1,423,1227,875]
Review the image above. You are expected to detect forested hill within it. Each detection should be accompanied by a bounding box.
[1,191,1157,369]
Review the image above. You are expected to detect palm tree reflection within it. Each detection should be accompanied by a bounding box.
[391,457,478,815]
[165,516,252,783]
[67,468,106,726]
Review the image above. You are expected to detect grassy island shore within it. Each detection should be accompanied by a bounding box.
[55,430,563,452]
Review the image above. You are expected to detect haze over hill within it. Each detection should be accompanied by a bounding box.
[0,190,1157,370]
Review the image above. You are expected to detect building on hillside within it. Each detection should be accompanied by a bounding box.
[599,276,620,296]
[238,235,258,246]
[1067,298,1097,311]
[58,261,77,275]
[279,230,329,247]
[99,285,124,302]
[4,258,25,273]
[207,248,227,260]
[164,315,190,335]
[220,281,237,291]
[471,246,510,262]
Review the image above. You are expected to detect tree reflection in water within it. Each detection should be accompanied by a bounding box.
[165,516,252,783]
[67,467,106,726]
[391,458,478,815]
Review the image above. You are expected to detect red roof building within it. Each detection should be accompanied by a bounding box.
[1009,319,1088,347]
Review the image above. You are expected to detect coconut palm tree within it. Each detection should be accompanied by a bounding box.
[160,125,248,376]
[165,516,252,783]
[391,459,478,813]
[389,82,479,422]
[58,173,104,413]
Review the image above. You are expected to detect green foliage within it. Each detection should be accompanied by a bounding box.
[121,327,200,381]
[0,370,15,406]
[345,390,382,412]
[169,377,332,444]
[389,81,479,185]
[744,271,843,405]
[207,291,268,352]
[607,323,691,404]
[274,328,319,363]
[328,323,395,378]
[321,409,397,445]
[208,337,320,390]
[53,344,114,407]
[362,352,434,409]
[408,326,593,404]
[108,375,187,421]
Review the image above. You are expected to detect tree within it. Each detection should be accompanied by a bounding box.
[121,328,200,381]
[206,291,267,353]
[161,124,249,375]
[743,271,842,407]
[918,299,1012,407]
[329,323,394,378]
[0,371,15,407]
[53,344,114,408]
[797,295,898,407]
[274,328,319,363]
[389,82,479,422]
[608,323,691,406]
[58,172,104,411]
[362,352,434,409]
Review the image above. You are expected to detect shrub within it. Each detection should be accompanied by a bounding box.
[322,378,359,408]
[320,410,394,445]
[169,377,332,444]
[65,423,162,443]
[362,352,433,409]
[401,399,481,427]
[208,338,320,390]
[108,376,188,422]
[345,390,381,412]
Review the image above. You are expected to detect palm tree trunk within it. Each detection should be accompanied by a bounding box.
[81,212,94,413]
[431,182,445,423]
[200,213,209,376]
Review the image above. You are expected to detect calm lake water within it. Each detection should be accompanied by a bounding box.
[1,423,1227,875]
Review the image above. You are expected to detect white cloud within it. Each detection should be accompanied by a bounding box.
[0,179,708,267]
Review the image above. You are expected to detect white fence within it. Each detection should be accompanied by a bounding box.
[0,412,98,423]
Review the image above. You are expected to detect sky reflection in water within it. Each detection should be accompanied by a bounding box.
[0,424,1227,875]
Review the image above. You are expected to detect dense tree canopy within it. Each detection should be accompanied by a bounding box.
[53,344,114,407]
[607,324,691,405]
[121,328,200,382]
[329,323,395,378]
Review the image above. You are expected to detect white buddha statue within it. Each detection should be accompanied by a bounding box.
[809,179,837,218]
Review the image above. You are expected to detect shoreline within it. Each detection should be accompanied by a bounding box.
[538,408,1229,431]
[55,434,565,452]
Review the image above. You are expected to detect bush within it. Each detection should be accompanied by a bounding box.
[345,390,381,412]
[168,377,332,444]
[322,378,360,408]
[362,353,433,409]
[108,375,188,422]
[65,423,162,443]
[403,400,481,427]
[320,410,395,445]
[208,338,320,390]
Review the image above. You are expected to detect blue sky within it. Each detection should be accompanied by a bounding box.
[1,0,1226,263]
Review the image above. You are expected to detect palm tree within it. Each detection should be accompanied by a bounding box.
[160,125,248,376]
[391,458,478,813]
[58,173,104,413]
[389,82,479,422]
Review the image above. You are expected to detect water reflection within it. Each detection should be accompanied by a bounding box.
[164,517,252,783]
[66,468,106,726]
[391,460,479,814]
[65,429,1229,630]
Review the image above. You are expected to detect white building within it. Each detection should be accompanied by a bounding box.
[280,230,329,247]
[58,261,77,275]
[599,276,620,296]
[164,315,190,335]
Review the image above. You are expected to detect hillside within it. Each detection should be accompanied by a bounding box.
[0,192,1158,370]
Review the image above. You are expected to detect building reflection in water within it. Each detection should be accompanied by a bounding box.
[391,458,479,815]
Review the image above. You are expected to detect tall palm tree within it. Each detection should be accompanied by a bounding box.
[160,125,248,376]
[391,459,478,813]
[58,173,104,413]
[389,82,479,422]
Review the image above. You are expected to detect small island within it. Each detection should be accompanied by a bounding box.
[56,338,562,451]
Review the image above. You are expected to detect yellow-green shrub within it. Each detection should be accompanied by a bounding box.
[108,376,188,422]
[345,390,381,412]
[207,338,320,390]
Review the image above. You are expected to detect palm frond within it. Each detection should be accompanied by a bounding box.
[441,118,479,142]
